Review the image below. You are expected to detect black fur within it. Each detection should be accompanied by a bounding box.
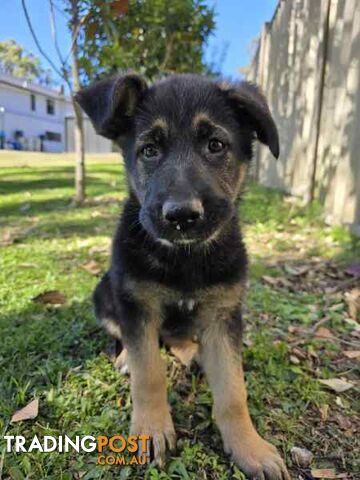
[76,73,278,345]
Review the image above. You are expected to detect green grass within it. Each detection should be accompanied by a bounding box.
[0,152,359,479]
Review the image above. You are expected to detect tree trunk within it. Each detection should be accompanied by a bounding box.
[70,0,85,203]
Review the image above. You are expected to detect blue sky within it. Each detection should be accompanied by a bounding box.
[0,0,277,83]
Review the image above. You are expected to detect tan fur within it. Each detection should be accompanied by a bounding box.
[136,118,168,145]
[199,321,290,479]
[102,317,122,340]
[121,276,289,476]
[127,320,176,466]
[192,112,213,129]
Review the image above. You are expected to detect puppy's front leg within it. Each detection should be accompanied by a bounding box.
[200,317,290,480]
[126,320,176,466]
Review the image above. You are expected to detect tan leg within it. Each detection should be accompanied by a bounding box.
[127,323,176,466]
[200,323,290,480]
[114,348,129,374]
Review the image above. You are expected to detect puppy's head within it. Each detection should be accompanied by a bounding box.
[76,74,278,246]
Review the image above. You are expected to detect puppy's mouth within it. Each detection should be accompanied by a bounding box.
[140,210,222,247]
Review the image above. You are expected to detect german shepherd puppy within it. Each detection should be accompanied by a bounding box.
[76,74,289,479]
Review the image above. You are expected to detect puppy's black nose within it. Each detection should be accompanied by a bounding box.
[162,199,204,227]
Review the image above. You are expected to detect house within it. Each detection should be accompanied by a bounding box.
[0,72,72,152]
[0,73,113,154]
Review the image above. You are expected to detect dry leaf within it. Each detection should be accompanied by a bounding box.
[284,264,310,276]
[334,413,352,430]
[170,341,198,366]
[262,275,291,287]
[88,244,110,256]
[32,290,66,305]
[344,288,360,320]
[290,446,313,468]
[290,355,300,364]
[315,327,335,340]
[81,260,102,276]
[343,350,360,360]
[311,468,337,479]
[319,378,354,393]
[319,404,329,421]
[291,347,307,360]
[11,399,39,423]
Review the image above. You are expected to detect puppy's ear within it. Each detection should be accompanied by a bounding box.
[75,74,147,140]
[221,81,279,159]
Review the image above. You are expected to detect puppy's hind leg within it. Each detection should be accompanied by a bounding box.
[93,272,128,373]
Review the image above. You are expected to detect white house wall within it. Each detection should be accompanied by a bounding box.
[0,82,68,152]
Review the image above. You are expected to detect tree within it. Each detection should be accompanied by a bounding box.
[21,0,90,203]
[21,0,130,204]
[78,0,216,82]
[0,39,54,85]
[21,0,217,203]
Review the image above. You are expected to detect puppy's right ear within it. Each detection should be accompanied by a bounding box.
[75,74,147,140]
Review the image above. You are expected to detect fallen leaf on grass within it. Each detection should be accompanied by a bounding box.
[290,355,301,364]
[81,260,102,275]
[334,413,352,430]
[89,245,110,256]
[290,446,313,468]
[262,275,291,288]
[291,347,307,360]
[311,468,339,479]
[344,288,360,320]
[319,404,329,421]
[343,350,360,359]
[315,327,336,340]
[32,290,66,305]
[319,378,354,393]
[284,264,311,276]
[11,399,39,423]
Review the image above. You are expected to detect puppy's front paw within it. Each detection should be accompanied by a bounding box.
[222,424,290,480]
[130,407,176,467]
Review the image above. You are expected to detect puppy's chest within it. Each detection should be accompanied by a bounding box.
[161,297,200,340]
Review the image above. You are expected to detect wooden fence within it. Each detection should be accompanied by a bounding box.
[248,0,360,234]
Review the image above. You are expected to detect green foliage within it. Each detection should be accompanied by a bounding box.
[0,39,53,85]
[78,0,217,82]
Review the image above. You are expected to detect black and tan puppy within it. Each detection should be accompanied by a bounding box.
[76,74,289,479]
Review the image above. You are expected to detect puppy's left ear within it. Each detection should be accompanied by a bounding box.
[221,81,279,159]
[75,74,147,140]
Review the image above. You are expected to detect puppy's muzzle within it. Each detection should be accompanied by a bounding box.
[162,199,204,232]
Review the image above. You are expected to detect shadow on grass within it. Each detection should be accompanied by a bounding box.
[0,165,123,179]
[0,299,109,416]
[0,174,125,196]
[0,190,126,218]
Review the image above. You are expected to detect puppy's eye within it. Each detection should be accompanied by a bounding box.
[141,144,159,159]
[208,138,225,153]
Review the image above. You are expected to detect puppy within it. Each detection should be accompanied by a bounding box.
[76,74,289,479]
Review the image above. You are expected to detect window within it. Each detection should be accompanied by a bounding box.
[30,94,36,111]
[45,131,62,142]
[46,99,55,115]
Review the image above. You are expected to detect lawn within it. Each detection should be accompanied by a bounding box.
[0,152,359,480]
